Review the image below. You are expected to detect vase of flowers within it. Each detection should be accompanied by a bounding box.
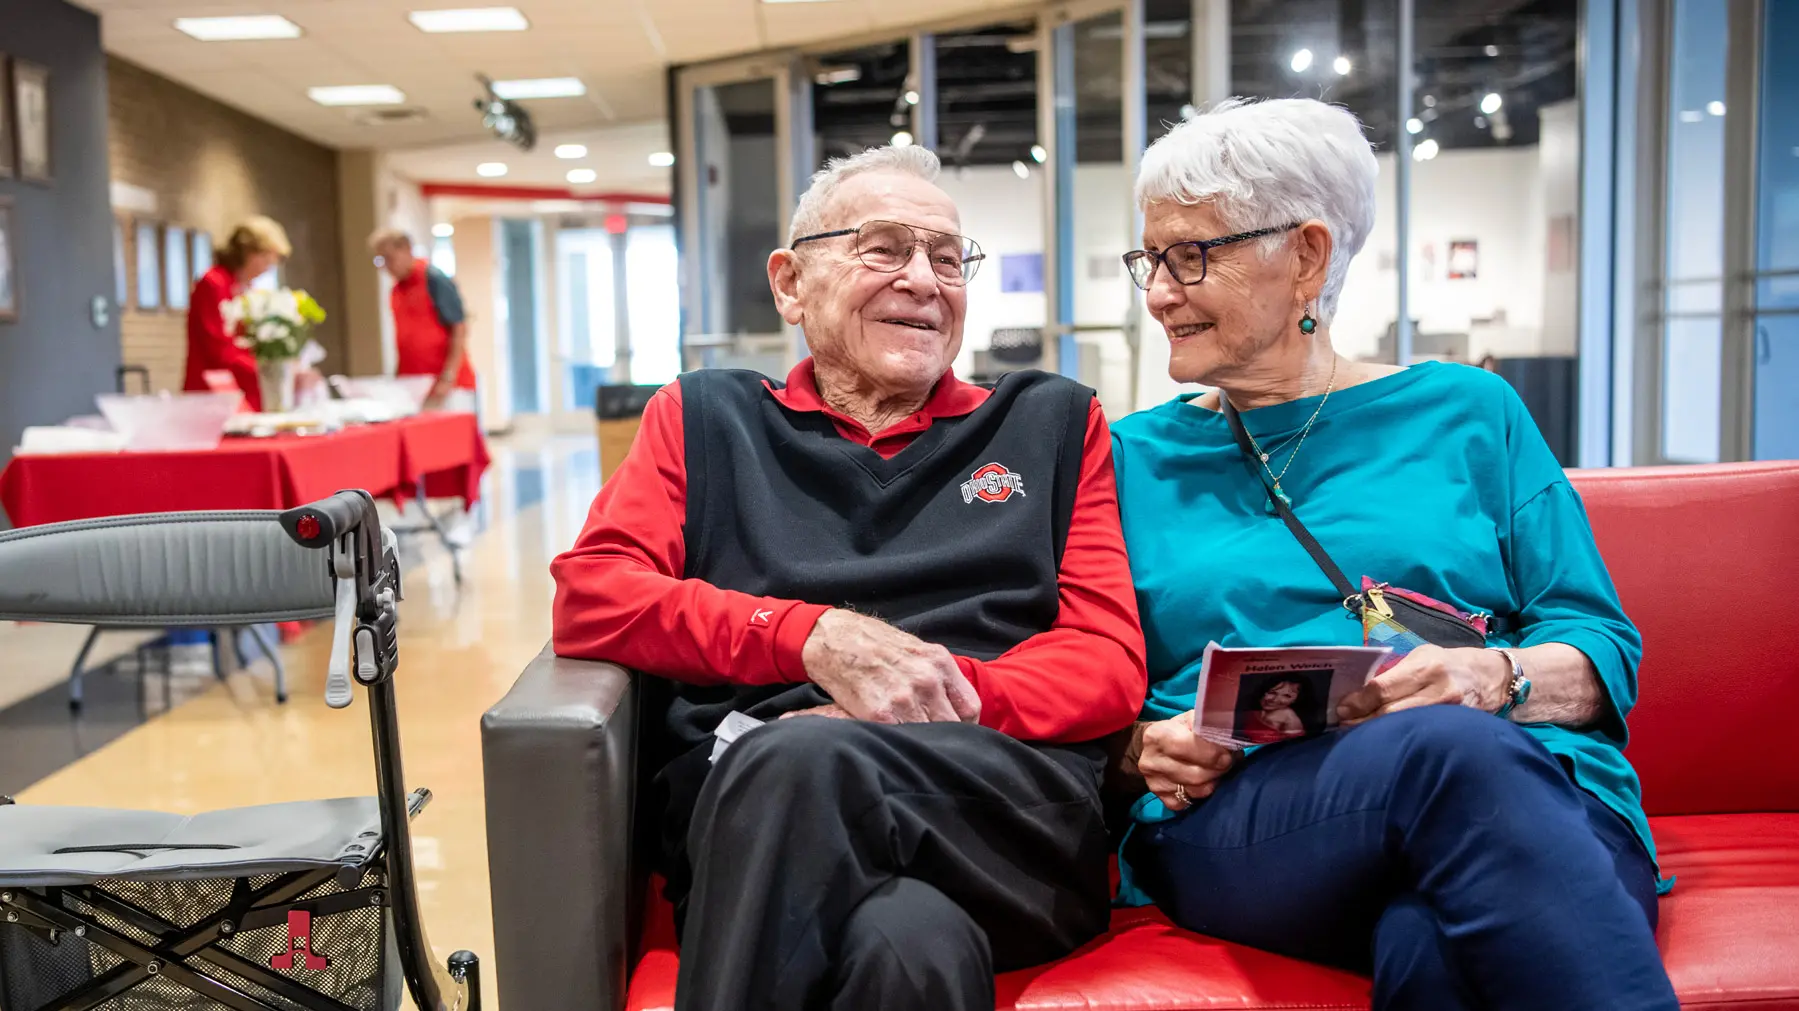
[222,287,327,413]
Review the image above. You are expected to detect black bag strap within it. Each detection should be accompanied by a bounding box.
[1220,395,1361,608]
[1219,393,1514,635]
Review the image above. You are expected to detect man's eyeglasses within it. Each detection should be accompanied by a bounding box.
[790,219,985,286]
[1122,222,1301,290]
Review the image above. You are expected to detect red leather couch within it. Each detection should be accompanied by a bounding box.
[484,461,1799,1010]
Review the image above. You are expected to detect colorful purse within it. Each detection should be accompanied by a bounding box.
[1220,396,1511,670]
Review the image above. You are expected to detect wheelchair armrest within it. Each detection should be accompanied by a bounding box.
[481,644,639,1011]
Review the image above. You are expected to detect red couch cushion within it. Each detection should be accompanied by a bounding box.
[625,811,1799,1011]
[1570,462,1799,817]
[1653,812,1799,1010]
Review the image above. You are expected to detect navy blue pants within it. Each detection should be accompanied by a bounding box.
[1126,706,1678,1010]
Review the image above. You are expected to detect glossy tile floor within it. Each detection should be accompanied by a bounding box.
[8,433,604,1011]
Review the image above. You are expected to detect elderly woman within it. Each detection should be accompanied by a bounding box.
[1109,99,1677,1009]
[184,216,291,411]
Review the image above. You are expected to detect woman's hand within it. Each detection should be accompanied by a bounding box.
[1135,711,1238,812]
[1336,644,1510,725]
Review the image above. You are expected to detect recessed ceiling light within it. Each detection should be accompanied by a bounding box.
[408,7,528,33]
[566,168,598,184]
[174,15,302,41]
[1480,92,1503,115]
[904,90,920,105]
[1012,160,1030,180]
[1332,55,1351,75]
[648,151,675,167]
[1289,48,1313,73]
[1030,144,1047,163]
[490,77,586,100]
[308,85,406,106]
[432,223,455,238]
[890,131,914,147]
[476,162,508,178]
[1406,117,1423,134]
[1485,44,1500,57]
[1707,100,1727,116]
[554,144,588,159]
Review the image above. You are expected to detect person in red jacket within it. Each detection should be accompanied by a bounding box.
[370,230,474,412]
[184,216,290,410]
[552,145,1147,1011]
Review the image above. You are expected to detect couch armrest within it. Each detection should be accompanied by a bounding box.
[482,644,638,1011]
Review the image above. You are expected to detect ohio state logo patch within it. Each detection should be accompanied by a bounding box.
[961,463,1026,504]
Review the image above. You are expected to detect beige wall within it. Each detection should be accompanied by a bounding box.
[107,56,344,393]
[450,217,509,430]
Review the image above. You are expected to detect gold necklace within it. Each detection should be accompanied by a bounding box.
[1241,355,1339,508]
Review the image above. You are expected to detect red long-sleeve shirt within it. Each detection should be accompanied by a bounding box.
[183,265,262,411]
[550,359,1147,744]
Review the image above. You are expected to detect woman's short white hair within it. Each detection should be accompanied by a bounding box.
[1136,97,1378,322]
[789,145,943,245]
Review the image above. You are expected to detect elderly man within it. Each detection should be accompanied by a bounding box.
[369,229,475,411]
[551,145,1146,1011]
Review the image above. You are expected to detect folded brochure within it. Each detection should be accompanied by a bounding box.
[1193,643,1391,748]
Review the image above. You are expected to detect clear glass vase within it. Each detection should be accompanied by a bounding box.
[257,357,297,414]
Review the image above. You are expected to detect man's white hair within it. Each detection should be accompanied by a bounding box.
[1135,97,1378,322]
[788,145,943,245]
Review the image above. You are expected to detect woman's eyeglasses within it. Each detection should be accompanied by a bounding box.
[1122,222,1301,290]
[790,219,985,286]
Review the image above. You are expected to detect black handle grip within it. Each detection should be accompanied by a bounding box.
[280,491,375,548]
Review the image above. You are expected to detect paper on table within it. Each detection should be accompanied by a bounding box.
[1192,642,1391,749]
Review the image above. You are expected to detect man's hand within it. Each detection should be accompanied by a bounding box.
[800,609,981,725]
[1136,711,1237,811]
[1336,644,1509,725]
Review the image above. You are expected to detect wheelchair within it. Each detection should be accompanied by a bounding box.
[0,492,480,1011]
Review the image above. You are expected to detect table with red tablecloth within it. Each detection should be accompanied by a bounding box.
[0,412,490,527]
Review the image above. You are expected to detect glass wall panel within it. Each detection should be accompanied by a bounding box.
[692,79,786,342]
[1059,8,1135,410]
[1403,3,1581,462]
[1214,1,1399,365]
[929,21,1049,383]
[1657,0,1729,463]
[1753,0,1799,461]
[810,40,913,168]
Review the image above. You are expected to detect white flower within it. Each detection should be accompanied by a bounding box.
[220,297,245,331]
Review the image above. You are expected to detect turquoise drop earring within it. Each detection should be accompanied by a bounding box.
[1299,302,1318,335]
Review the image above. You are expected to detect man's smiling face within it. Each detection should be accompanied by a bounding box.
[785,170,968,395]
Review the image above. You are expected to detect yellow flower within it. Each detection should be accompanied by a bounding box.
[295,290,328,325]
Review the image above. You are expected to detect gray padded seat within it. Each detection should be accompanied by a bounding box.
[0,798,383,888]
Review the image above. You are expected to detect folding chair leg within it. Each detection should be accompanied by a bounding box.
[247,624,288,704]
[210,629,230,682]
[69,626,103,712]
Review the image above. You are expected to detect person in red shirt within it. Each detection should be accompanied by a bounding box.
[551,145,1147,1011]
[184,216,290,410]
[370,230,474,412]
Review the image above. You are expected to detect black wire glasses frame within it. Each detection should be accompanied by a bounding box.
[1122,222,1302,290]
[790,219,986,285]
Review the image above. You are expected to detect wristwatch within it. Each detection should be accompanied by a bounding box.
[1488,647,1532,719]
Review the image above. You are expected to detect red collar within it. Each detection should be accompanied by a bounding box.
[764,358,987,433]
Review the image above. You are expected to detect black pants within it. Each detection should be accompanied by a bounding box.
[669,717,1113,1011]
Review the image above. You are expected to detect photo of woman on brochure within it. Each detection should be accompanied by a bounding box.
[1234,672,1327,744]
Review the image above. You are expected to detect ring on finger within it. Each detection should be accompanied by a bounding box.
[1173,783,1188,806]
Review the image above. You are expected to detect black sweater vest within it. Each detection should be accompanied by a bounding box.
[658,367,1092,753]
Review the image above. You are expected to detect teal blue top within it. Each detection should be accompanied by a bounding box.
[1109,362,1665,906]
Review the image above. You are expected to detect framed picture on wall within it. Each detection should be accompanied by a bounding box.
[114,216,128,309]
[12,59,50,184]
[136,220,163,311]
[0,55,14,180]
[192,230,213,282]
[0,198,18,322]
[165,226,191,310]
[1447,239,1479,280]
